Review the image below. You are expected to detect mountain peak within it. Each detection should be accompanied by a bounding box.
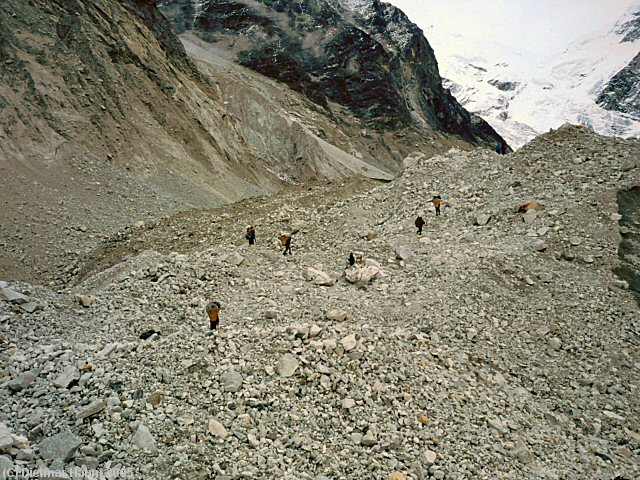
[158,0,504,146]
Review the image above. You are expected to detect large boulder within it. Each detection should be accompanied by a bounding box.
[39,431,82,462]
[345,265,380,287]
[0,287,29,305]
[303,267,334,286]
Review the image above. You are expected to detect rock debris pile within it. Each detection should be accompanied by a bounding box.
[1,125,639,479]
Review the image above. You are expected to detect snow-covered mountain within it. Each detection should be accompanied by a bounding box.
[414,3,640,149]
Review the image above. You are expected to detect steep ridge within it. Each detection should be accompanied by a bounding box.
[597,11,640,119]
[1,125,638,479]
[157,0,505,146]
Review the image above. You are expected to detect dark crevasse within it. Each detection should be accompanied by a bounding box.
[614,185,640,304]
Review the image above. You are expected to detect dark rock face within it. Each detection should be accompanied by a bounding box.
[616,11,640,43]
[488,79,519,92]
[158,0,504,146]
[597,52,640,119]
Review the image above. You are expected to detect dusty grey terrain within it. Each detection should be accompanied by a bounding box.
[0,0,482,288]
[1,125,639,480]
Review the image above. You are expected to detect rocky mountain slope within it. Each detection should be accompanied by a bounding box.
[1,125,639,479]
[157,0,504,146]
[598,50,640,118]
[0,0,488,286]
[598,12,640,119]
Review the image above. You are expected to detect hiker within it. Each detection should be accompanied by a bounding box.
[279,234,292,255]
[245,225,256,245]
[495,143,501,154]
[432,195,441,216]
[205,300,221,332]
[348,252,355,266]
[500,141,507,155]
[415,216,425,235]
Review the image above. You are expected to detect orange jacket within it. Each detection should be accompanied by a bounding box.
[206,304,220,322]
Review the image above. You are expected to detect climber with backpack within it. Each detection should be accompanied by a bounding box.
[206,300,222,333]
[245,225,256,245]
[432,195,442,216]
[278,229,299,256]
[415,215,425,235]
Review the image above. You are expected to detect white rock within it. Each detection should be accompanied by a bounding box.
[342,398,356,409]
[326,309,348,321]
[131,424,157,455]
[276,354,299,378]
[303,267,334,286]
[341,334,357,352]
[396,246,413,261]
[423,449,437,465]
[53,366,80,389]
[208,419,228,439]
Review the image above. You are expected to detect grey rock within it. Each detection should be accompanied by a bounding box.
[76,400,107,421]
[226,252,244,266]
[39,431,82,462]
[309,324,322,337]
[221,370,243,392]
[537,272,553,283]
[547,337,562,350]
[345,265,380,286]
[74,294,92,307]
[530,240,547,252]
[396,246,413,261]
[131,424,157,455]
[475,214,491,226]
[0,424,12,453]
[53,366,80,389]
[523,210,538,224]
[326,309,348,321]
[0,455,12,476]
[361,432,377,446]
[19,302,38,313]
[582,255,595,264]
[177,414,194,426]
[276,354,299,378]
[513,439,533,464]
[0,288,28,305]
[7,368,40,393]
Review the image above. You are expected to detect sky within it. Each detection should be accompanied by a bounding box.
[386,0,640,58]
